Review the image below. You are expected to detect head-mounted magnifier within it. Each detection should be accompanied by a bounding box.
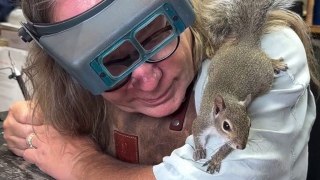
[18,0,195,95]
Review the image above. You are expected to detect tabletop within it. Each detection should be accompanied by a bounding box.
[0,111,53,180]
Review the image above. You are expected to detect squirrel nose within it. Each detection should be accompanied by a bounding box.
[236,144,246,150]
[130,63,162,91]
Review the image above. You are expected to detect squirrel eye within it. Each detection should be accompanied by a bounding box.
[223,121,231,131]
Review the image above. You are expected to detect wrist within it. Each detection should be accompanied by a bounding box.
[73,149,155,180]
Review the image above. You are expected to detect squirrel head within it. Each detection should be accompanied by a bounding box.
[213,94,252,150]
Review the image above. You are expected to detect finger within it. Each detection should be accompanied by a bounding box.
[28,134,42,149]
[6,146,25,157]
[3,116,35,139]
[4,135,29,150]
[8,101,32,124]
[9,101,43,126]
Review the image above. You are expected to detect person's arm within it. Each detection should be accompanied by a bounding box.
[73,151,155,180]
[153,26,316,179]
[4,101,155,180]
[20,116,156,180]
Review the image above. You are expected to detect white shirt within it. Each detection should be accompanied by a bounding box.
[153,27,316,180]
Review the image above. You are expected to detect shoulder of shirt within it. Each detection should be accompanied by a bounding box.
[194,26,309,114]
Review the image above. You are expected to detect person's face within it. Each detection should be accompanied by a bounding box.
[54,0,196,118]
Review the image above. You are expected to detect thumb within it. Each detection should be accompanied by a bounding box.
[10,101,44,126]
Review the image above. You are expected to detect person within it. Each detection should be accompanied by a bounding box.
[3,0,320,179]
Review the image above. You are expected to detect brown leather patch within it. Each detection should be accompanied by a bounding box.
[114,130,139,164]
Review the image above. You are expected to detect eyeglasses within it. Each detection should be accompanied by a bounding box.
[103,25,179,75]
[102,24,180,91]
[18,1,195,95]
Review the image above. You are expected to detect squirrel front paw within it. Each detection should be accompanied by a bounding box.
[271,57,288,74]
[203,158,221,174]
[193,148,206,161]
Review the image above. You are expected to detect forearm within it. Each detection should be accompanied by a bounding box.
[74,150,156,180]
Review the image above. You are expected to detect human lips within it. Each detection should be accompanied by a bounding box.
[137,84,174,106]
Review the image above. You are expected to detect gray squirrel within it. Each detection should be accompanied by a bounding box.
[192,0,293,174]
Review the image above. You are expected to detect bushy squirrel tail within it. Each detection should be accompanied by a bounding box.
[195,0,294,46]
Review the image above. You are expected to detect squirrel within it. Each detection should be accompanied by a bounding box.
[192,0,293,174]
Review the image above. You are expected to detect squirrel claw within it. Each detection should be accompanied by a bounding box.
[193,148,206,161]
[203,159,221,174]
[271,58,288,74]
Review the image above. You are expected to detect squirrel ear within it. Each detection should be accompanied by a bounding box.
[239,94,252,107]
[214,95,226,115]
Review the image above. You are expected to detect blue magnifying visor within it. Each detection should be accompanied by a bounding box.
[18,0,195,95]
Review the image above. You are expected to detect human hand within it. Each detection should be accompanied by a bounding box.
[3,101,100,179]
[3,101,43,156]
[22,124,98,180]
[3,102,154,180]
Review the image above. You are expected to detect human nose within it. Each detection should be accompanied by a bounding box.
[130,63,162,91]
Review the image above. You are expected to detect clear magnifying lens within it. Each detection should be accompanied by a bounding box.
[102,40,140,77]
[136,15,177,62]
[101,14,177,78]
[98,13,180,91]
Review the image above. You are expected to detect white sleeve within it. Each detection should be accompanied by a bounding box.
[153,27,317,180]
